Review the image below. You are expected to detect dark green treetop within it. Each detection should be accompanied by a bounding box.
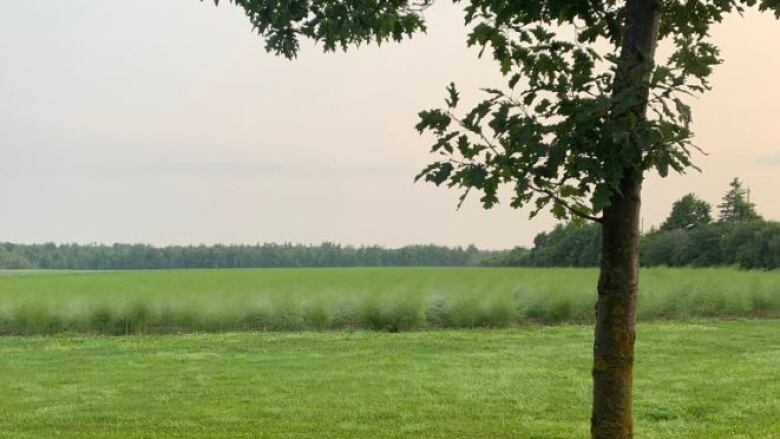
[660,193,711,231]
[208,0,779,223]
[718,177,761,223]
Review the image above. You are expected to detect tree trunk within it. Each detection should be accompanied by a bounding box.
[591,174,642,438]
[590,0,661,438]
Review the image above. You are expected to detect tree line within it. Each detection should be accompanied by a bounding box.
[485,178,779,270]
[484,220,779,270]
[2,178,774,270]
[0,242,504,270]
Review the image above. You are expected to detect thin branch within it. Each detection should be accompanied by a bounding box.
[448,112,502,156]
[407,0,435,13]
[456,188,472,210]
[529,183,603,223]
[686,141,707,156]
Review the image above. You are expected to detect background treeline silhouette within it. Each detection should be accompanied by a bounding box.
[0,242,503,269]
[485,179,778,269]
[1,179,776,270]
[3,221,776,270]
[484,220,780,269]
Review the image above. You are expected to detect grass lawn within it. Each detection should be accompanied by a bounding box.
[1,319,777,438]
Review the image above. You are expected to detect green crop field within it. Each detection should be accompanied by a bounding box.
[0,267,778,335]
[1,320,778,438]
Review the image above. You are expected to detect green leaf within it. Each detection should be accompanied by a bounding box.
[551,202,567,219]
[445,83,460,109]
[416,110,451,134]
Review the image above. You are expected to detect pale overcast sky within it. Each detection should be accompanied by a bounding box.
[0,1,778,248]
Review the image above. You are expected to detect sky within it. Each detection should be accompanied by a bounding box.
[0,1,778,249]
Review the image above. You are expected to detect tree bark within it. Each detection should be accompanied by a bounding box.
[591,0,661,438]
[591,174,643,438]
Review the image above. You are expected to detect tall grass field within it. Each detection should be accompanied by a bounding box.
[0,267,777,335]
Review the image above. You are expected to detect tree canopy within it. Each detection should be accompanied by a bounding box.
[660,193,712,231]
[413,0,778,222]
[208,0,778,222]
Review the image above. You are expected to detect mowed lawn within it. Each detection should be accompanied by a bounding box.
[1,320,777,438]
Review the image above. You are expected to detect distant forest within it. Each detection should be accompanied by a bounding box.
[2,183,776,270]
[2,220,777,270]
[486,183,779,270]
[0,242,505,270]
[486,220,780,270]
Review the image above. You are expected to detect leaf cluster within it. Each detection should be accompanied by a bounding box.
[415,0,778,220]
[209,0,431,56]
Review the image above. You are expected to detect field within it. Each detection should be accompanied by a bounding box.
[0,320,777,438]
[1,268,779,437]
[0,267,778,335]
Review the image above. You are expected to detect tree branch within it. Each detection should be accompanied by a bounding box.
[529,183,603,223]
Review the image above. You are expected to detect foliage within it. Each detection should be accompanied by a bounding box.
[5,218,776,270]
[0,242,502,270]
[209,0,428,57]
[483,219,780,270]
[717,177,761,223]
[479,246,531,267]
[413,1,778,220]
[0,267,777,335]
[720,220,780,269]
[526,223,602,267]
[639,228,691,266]
[209,0,780,221]
[640,220,780,269]
[660,193,712,231]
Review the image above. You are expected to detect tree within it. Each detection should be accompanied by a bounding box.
[639,227,690,266]
[721,220,780,269]
[526,223,602,267]
[718,177,761,223]
[207,0,780,436]
[660,193,712,231]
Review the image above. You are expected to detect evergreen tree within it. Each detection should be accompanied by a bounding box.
[718,178,761,223]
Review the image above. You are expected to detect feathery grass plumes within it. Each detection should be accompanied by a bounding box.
[0,267,777,335]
